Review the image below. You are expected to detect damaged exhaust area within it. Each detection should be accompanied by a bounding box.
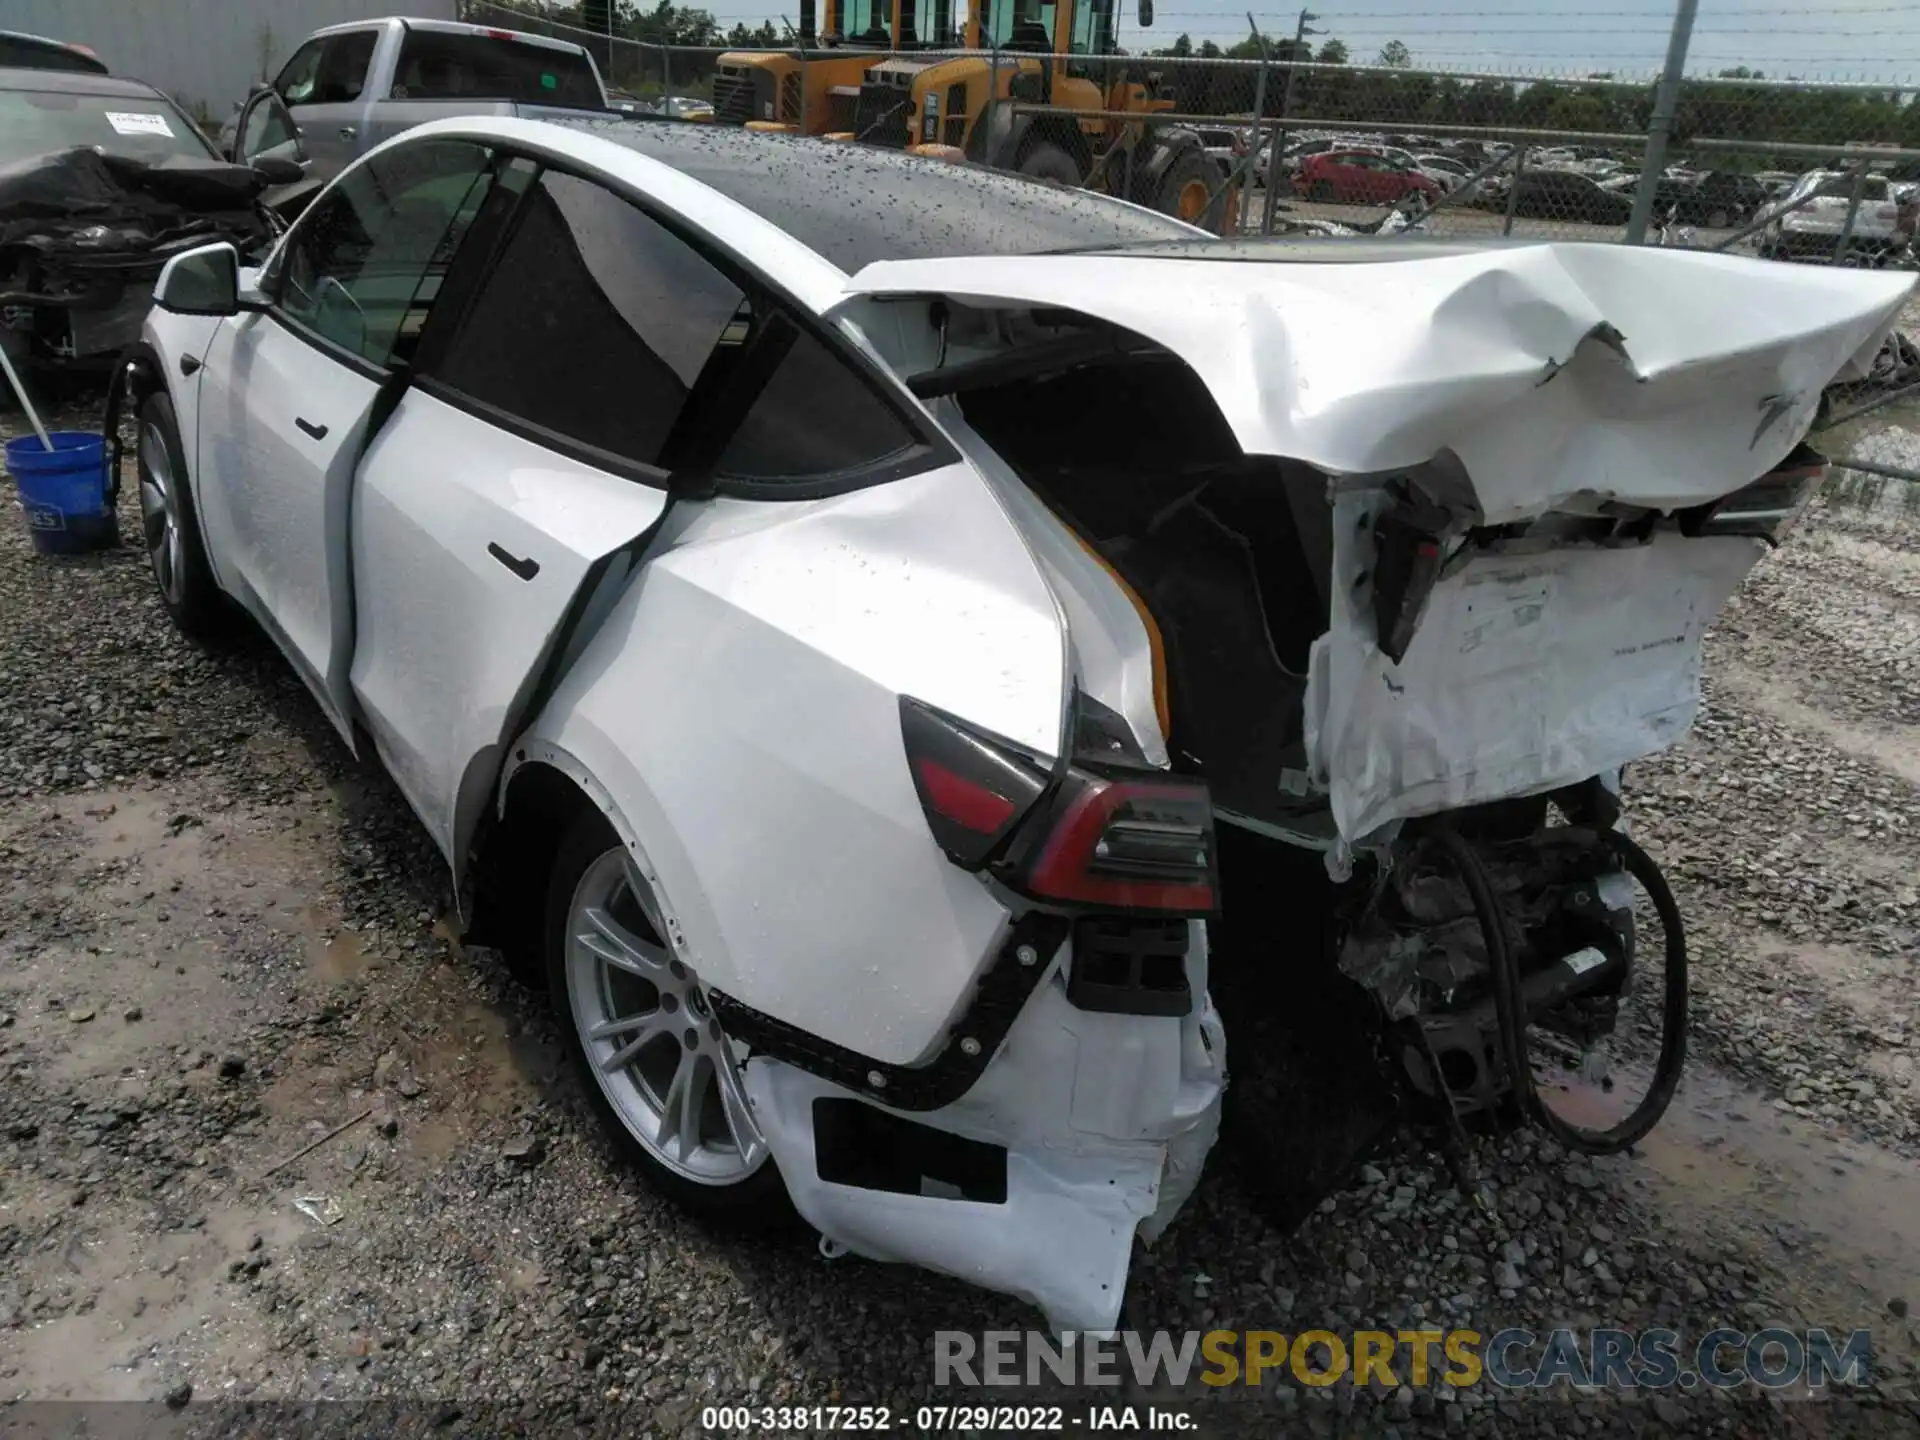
[923,295,1811,1236]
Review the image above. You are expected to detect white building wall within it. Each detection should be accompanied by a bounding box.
[0,0,458,123]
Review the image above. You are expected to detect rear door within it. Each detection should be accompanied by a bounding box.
[194,136,498,743]
[350,164,724,863]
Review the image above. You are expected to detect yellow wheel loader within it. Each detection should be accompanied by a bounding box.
[711,0,1237,232]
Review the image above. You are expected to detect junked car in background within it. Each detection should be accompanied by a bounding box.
[0,28,108,74]
[122,115,1911,1332]
[0,64,289,373]
[1296,149,1440,206]
[1759,169,1918,264]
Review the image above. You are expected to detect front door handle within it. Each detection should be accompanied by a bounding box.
[338,125,358,140]
[294,416,328,440]
[487,543,540,581]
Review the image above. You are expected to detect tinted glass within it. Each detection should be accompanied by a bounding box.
[719,327,918,482]
[274,139,494,365]
[238,93,296,159]
[393,31,601,107]
[431,171,745,468]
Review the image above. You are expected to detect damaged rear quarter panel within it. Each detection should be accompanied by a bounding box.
[507,464,1067,1066]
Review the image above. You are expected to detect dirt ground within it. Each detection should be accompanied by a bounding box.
[1,397,1917,1438]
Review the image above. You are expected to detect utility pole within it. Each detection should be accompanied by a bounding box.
[1624,0,1699,245]
[1261,8,1320,234]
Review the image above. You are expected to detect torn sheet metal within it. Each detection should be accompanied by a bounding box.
[744,925,1226,1335]
[1,147,268,364]
[1305,486,1760,845]
[836,242,1913,523]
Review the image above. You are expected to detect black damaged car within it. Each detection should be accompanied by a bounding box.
[1,65,296,374]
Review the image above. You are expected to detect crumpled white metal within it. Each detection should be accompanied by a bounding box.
[838,242,1913,522]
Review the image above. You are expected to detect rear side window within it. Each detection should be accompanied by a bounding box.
[428,168,923,487]
[718,328,918,483]
[429,170,743,468]
[393,30,601,107]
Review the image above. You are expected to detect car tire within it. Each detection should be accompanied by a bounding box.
[546,807,791,1225]
[136,391,225,638]
[1707,207,1730,229]
[1153,143,1229,232]
[1017,140,1082,186]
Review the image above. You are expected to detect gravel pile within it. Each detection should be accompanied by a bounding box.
[3,398,1917,1436]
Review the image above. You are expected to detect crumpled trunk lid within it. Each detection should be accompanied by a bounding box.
[835,242,1915,845]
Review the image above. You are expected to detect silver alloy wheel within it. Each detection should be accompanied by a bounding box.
[138,420,184,607]
[565,847,767,1184]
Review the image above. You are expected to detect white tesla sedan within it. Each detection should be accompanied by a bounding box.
[126,115,1910,1333]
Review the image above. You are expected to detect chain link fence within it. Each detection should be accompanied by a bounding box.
[464,0,1920,480]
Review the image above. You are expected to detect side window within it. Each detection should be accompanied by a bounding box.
[272,139,495,366]
[272,39,327,103]
[238,93,296,158]
[717,328,918,484]
[280,30,376,106]
[426,171,747,470]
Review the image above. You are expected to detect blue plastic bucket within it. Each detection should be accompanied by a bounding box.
[6,431,118,555]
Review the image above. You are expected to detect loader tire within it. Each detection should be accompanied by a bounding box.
[1018,140,1082,186]
[1154,144,1230,233]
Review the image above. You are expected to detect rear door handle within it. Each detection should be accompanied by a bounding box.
[487,543,539,581]
[338,125,358,140]
[294,416,328,440]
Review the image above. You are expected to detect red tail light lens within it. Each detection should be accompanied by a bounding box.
[899,698,1048,868]
[900,696,1217,914]
[1021,776,1217,914]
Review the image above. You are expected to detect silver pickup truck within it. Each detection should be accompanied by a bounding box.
[231,15,610,200]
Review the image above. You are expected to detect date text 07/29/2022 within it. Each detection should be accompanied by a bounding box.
[700,1405,1195,1431]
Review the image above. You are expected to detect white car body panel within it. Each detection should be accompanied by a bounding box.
[350,388,670,866]
[507,468,1067,1065]
[746,924,1225,1334]
[1307,502,1763,846]
[196,309,378,743]
[836,244,1911,523]
[837,245,1912,844]
[137,302,225,502]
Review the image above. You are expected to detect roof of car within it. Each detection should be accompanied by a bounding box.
[0,65,167,99]
[537,117,1200,271]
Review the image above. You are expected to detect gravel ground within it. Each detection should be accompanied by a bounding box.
[2,394,1918,1438]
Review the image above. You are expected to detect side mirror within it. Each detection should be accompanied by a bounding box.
[250,154,306,185]
[153,242,241,316]
[1138,0,1153,25]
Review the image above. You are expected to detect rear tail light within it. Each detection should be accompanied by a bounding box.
[899,697,1217,914]
[899,698,1047,867]
[1016,774,1216,913]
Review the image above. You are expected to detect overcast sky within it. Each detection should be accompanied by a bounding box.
[697,1,1920,84]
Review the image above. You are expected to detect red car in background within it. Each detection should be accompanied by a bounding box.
[1297,150,1442,206]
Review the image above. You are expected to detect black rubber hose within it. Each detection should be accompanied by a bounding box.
[1429,826,1688,1157]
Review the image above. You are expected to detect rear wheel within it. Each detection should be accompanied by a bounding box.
[136,392,224,638]
[1706,206,1730,229]
[546,810,789,1222]
[1017,139,1082,186]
